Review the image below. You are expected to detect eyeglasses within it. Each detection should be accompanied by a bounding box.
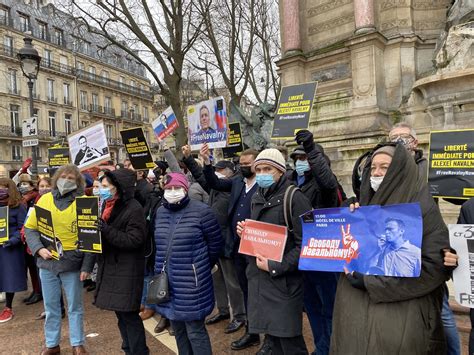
[389,134,414,142]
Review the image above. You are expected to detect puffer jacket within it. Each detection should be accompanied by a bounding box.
[154,196,222,321]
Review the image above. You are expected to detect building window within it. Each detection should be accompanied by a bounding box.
[64,113,72,135]
[33,108,39,117]
[0,7,10,26]
[12,145,22,161]
[80,91,88,111]
[92,93,99,111]
[38,21,48,40]
[54,28,63,46]
[119,76,124,89]
[8,69,17,94]
[121,101,128,117]
[133,104,139,120]
[63,83,70,105]
[105,124,114,138]
[32,80,38,99]
[3,35,13,56]
[47,79,55,101]
[130,80,135,88]
[44,49,52,67]
[59,55,68,72]
[10,104,19,133]
[48,111,56,137]
[101,70,109,84]
[83,40,90,55]
[18,14,30,32]
[144,130,150,143]
[143,107,149,122]
[104,96,112,115]
[77,61,84,72]
[115,53,121,66]
[89,66,96,80]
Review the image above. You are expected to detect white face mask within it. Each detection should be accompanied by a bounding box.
[164,188,186,204]
[370,176,384,192]
[215,172,226,179]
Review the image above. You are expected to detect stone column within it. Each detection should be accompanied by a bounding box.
[282,0,301,54]
[353,0,376,34]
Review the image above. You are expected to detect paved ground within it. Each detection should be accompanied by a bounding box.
[1,287,470,354]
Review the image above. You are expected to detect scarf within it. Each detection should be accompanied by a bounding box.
[101,197,118,222]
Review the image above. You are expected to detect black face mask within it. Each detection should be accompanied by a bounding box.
[240,166,254,178]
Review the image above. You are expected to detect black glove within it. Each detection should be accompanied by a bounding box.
[346,271,366,290]
[97,218,109,232]
[295,130,315,153]
[2,240,13,248]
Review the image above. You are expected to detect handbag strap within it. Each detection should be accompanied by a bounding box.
[161,215,182,273]
[283,185,298,233]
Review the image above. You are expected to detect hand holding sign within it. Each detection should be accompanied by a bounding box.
[443,249,458,267]
[236,220,246,238]
[200,143,211,165]
[182,145,192,159]
[256,254,270,272]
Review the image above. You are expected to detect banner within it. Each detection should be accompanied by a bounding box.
[48,147,70,176]
[0,207,8,245]
[428,129,474,199]
[223,122,244,159]
[35,206,61,260]
[120,127,154,170]
[187,96,228,150]
[152,106,179,140]
[272,82,318,139]
[299,203,423,277]
[68,121,110,170]
[238,219,288,262]
[76,196,102,253]
[448,224,474,308]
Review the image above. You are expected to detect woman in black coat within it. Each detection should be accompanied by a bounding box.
[94,169,149,355]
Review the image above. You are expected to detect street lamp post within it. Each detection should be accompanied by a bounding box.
[17,37,41,178]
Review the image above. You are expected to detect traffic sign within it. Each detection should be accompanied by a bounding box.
[23,139,39,147]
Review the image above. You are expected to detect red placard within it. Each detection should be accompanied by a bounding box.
[239,219,288,262]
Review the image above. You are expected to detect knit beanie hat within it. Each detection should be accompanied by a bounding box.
[254,148,286,173]
[372,145,396,159]
[19,173,32,184]
[164,172,189,192]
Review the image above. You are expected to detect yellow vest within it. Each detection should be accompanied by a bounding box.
[25,192,79,251]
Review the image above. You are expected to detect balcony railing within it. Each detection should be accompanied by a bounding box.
[8,87,20,95]
[64,98,73,106]
[47,96,57,103]
[76,69,153,100]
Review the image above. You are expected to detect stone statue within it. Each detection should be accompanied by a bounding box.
[433,0,474,71]
[229,100,275,151]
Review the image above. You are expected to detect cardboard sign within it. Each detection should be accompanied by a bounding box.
[187,96,228,150]
[0,206,8,245]
[428,129,474,199]
[239,219,288,262]
[223,122,244,159]
[152,106,179,140]
[120,127,155,170]
[35,205,61,260]
[76,196,102,253]
[448,224,474,307]
[68,121,110,170]
[48,147,70,176]
[272,82,318,139]
[299,203,423,277]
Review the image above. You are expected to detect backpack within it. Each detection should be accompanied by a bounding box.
[283,185,299,233]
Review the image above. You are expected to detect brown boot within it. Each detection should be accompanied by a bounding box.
[40,345,60,355]
[72,345,88,354]
[139,308,155,320]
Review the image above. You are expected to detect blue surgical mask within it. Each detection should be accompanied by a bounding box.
[256,174,275,189]
[99,187,113,201]
[295,160,310,176]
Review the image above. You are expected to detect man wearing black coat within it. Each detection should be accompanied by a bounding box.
[135,170,153,207]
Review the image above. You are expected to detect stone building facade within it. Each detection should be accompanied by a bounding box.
[277,0,474,206]
[0,0,154,177]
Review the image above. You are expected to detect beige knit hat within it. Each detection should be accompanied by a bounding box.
[253,148,286,173]
[372,146,396,159]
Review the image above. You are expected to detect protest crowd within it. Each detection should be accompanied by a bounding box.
[0,120,471,355]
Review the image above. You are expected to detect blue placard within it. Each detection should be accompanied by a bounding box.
[299,203,423,277]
